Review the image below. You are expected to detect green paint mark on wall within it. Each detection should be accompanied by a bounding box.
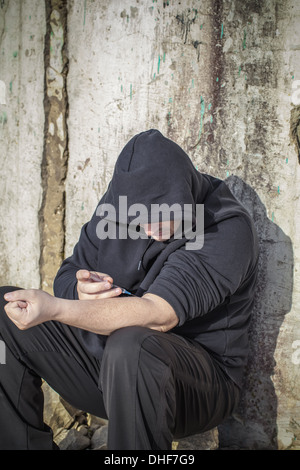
[167,111,171,126]
[242,30,246,49]
[221,23,224,39]
[157,55,161,74]
[198,96,205,141]
[13,51,18,58]
[130,84,133,100]
[0,111,8,125]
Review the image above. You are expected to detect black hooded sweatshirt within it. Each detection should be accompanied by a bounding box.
[54,129,259,388]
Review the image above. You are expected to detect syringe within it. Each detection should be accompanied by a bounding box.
[89,272,134,296]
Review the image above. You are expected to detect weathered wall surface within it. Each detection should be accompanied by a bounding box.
[0,0,45,289]
[39,0,69,292]
[65,0,224,255]
[0,0,300,449]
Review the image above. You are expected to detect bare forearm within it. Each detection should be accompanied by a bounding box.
[53,294,178,335]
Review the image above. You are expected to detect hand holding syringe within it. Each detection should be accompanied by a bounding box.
[89,272,134,296]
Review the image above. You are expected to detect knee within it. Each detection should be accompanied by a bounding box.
[103,326,168,371]
[0,286,22,329]
[0,286,22,304]
[105,326,153,362]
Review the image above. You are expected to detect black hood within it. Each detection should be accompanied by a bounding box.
[102,129,211,224]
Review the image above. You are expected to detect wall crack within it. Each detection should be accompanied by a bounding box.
[39,0,69,293]
[290,105,300,164]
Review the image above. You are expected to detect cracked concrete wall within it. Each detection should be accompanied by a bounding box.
[0,0,300,449]
[39,0,68,292]
[0,0,45,289]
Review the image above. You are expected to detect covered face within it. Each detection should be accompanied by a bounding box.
[97,129,210,242]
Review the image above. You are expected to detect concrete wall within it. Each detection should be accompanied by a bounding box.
[0,0,300,449]
[0,0,45,289]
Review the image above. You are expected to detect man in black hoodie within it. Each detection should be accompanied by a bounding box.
[0,130,259,450]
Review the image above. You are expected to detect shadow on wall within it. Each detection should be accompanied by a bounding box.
[218,176,294,450]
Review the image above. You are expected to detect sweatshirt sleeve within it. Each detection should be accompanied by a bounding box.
[53,209,100,300]
[147,215,258,326]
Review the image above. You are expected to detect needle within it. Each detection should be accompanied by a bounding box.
[89,272,134,296]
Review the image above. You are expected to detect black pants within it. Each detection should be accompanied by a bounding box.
[0,286,240,450]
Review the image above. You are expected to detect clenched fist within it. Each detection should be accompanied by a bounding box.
[4,289,58,330]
